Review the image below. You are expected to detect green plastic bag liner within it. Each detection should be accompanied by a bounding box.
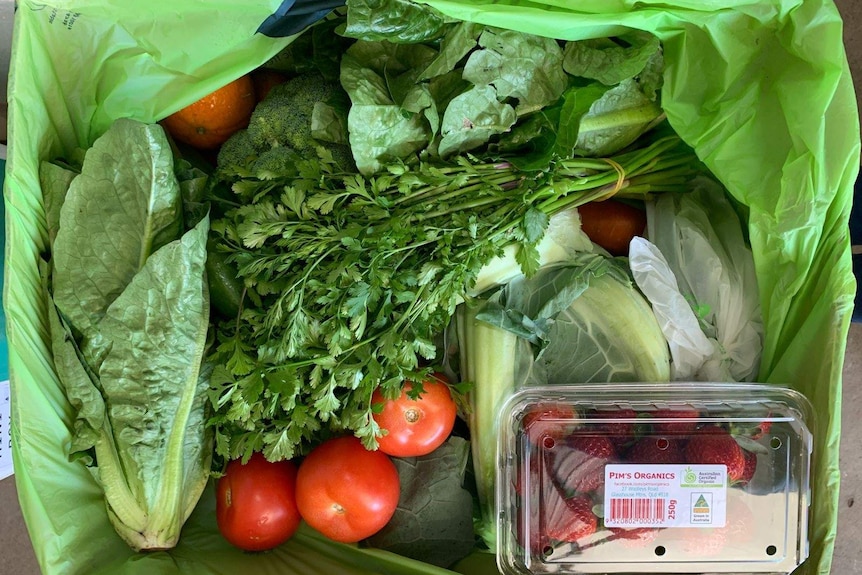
[5,1,858,574]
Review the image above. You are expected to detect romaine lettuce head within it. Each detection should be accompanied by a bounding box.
[44,119,212,551]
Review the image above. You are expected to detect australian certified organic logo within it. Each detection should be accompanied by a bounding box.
[684,467,697,484]
[681,466,725,489]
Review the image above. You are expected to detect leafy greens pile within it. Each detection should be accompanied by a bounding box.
[339,16,665,174]
[41,119,213,551]
[207,6,701,464]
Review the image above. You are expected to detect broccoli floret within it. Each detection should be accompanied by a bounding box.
[216,129,264,177]
[251,146,302,180]
[246,73,345,155]
[326,144,357,173]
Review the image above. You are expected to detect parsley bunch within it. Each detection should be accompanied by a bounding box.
[208,135,699,462]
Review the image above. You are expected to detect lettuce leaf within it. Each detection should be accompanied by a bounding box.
[46,118,213,551]
[52,119,183,366]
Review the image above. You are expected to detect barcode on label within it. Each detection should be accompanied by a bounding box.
[608,498,665,524]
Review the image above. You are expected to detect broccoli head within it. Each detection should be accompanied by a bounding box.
[246,73,345,155]
[251,146,302,180]
[216,129,264,177]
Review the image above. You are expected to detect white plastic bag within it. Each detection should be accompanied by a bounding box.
[630,178,764,382]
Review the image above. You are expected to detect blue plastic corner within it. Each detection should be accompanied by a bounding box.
[257,0,344,38]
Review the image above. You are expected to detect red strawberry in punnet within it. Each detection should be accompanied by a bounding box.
[523,402,577,446]
[543,493,598,543]
[652,407,700,434]
[607,526,660,549]
[684,427,746,482]
[627,436,684,464]
[549,434,616,495]
[678,495,754,556]
[594,408,638,448]
[738,449,758,485]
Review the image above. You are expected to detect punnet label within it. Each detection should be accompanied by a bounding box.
[603,464,727,528]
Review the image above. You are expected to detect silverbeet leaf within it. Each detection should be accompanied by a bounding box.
[463,28,568,116]
[365,437,475,568]
[343,0,455,43]
[342,42,438,173]
[438,85,517,157]
[562,31,661,86]
[419,20,483,81]
[575,78,664,156]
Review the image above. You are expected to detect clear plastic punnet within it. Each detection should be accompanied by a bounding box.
[496,383,814,574]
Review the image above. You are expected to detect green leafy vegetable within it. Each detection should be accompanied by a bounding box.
[365,437,475,568]
[337,16,667,173]
[438,85,517,157]
[419,21,482,81]
[496,83,611,171]
[638,49,665,101]
[562,32,661,86]
[342,0,455,43]
[341,41,440,173]
[575,78,665,156]
[207,135,698,463]
[312,101,350,145]
[260,16,348,82]
[52,120,183,366]
[44,118,212,551]
[39,161,79,249]
[462,28,568,116]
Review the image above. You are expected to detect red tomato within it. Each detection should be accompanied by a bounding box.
[371,373,457,457]
[577,200,647,256]
[216,452,301,551]
[295,436,400,543]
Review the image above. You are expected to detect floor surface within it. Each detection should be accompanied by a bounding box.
[0,1,860,573]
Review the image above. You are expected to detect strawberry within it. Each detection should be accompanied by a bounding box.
[678,495,754,556]
[594,408,638,448]
[684,427,746,482]
[627,436,684,464]
[678,526,727,556]
[607,526,659,549]
[738,449,758,485]
[652,407,700,434]
[543,493,598,543]
[729,417,773,440]
[752,420,772,440]
[549,434,616,495]
[523,403,577,446]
